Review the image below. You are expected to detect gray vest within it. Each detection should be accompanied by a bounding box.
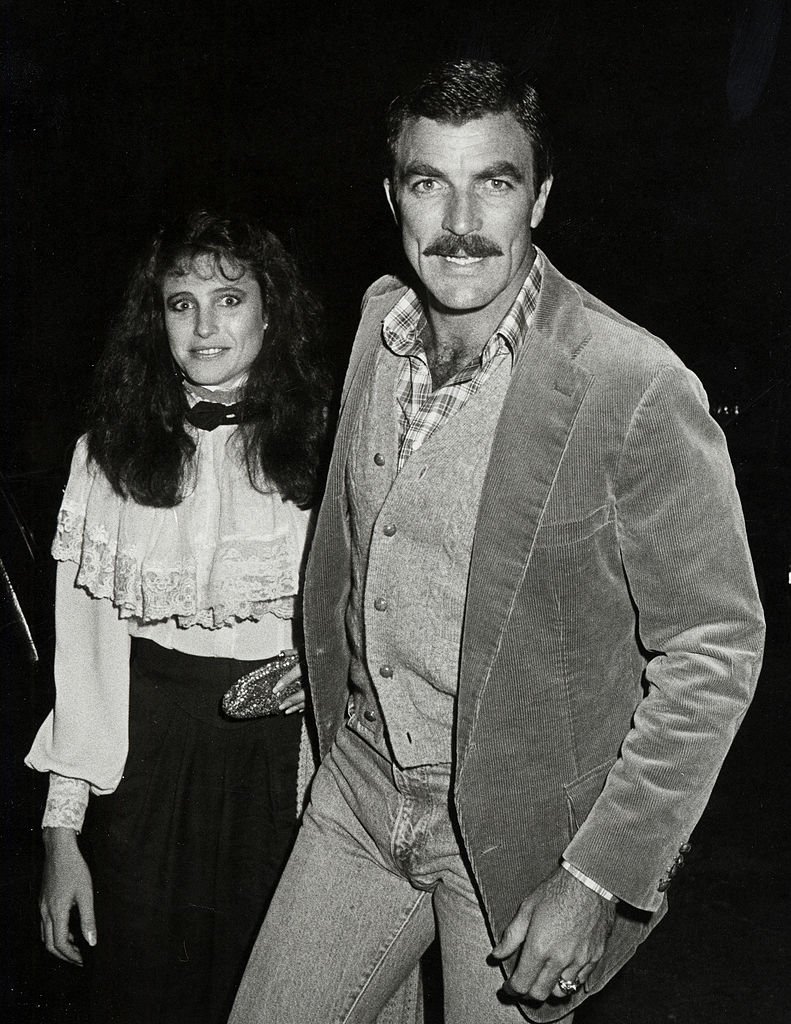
[345,344,513,766]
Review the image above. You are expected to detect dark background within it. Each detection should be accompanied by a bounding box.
[3,1,790,1021]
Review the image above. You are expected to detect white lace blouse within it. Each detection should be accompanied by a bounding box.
[26,422,313,830]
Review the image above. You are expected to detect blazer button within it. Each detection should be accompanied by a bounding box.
[363,709,377,722]
[382,523,397,537]
[668,863,680,878]
[379,664,394,678]
[373,452,386,466]
[373,597,388,611]
[679,842,692,854]
[657,879,671,892]
[674,854,685,867]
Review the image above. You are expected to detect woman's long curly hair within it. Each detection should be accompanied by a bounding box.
[87,210,331,509]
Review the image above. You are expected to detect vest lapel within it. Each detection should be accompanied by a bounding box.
[455,266,594,770]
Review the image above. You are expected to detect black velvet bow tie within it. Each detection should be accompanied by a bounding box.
[185,401,244,431]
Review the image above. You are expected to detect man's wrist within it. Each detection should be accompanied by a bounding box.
[561,859,619,903]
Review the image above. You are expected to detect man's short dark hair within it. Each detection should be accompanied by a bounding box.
[387,59,553,189]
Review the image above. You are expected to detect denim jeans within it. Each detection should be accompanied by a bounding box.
[229,724,573,1024]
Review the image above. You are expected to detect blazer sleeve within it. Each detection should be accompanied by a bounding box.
[25,559,131,795]
[562,363,765,911]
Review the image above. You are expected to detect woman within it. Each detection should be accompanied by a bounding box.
[26,210,330,1024]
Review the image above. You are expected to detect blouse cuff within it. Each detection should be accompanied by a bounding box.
[43,773,90,832]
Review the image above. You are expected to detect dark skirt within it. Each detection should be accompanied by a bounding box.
[83,637,302,1024]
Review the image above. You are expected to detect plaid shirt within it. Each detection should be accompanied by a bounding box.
[383,250,545,471]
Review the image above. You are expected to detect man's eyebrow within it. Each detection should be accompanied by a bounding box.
[475,161,525,183]
[397,160,526,183]
[399,161,446,181]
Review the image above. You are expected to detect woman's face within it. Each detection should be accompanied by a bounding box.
[162,256,266,388]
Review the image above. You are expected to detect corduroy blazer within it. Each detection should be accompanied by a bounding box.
[303,254,765,1019]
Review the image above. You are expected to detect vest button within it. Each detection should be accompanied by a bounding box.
[379,664,394,678]
[373,597,388,611]
[382,523,397,537]
[363,708,377,722]
[373,452,386,466]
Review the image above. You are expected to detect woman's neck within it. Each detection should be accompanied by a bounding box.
[183,375,247,404]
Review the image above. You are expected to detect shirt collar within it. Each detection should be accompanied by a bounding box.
[382,247,544,366]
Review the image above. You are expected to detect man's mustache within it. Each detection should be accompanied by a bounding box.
[422,235,503,259]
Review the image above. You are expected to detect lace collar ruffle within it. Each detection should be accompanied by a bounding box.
[53,433,309,629]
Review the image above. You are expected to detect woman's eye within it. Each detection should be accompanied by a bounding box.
[168,299,193,312]
[218,294,241,307]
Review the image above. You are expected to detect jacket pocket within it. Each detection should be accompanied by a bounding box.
[534,503,613,549]
[564,757,616,835]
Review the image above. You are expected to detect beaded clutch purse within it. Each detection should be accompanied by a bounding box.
[221,651,301,719]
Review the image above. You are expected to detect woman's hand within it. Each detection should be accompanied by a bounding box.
[272,652,306,715]
[40,827,97,965]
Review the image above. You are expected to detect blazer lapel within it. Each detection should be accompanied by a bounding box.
[455,263,594,768]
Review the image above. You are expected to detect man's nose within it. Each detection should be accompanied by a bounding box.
[442,190,482,236]
[194,306,218,338]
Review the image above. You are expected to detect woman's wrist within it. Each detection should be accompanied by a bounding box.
[43,774,89,832]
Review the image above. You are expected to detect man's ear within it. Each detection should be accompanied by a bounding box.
[530,176,553,230]
[384,179,400,225]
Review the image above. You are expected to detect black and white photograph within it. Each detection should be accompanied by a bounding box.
[3,3,789,1022]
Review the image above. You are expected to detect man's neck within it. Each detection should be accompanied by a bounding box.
[418,251,535,388]
[419,322,476,389]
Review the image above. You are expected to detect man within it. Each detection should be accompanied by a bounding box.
[230,60,765,1023]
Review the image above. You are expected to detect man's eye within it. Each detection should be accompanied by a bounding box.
[414,179,439,193]
[489,179,510,191]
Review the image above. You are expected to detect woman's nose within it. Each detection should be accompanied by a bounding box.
[194,306,218,338]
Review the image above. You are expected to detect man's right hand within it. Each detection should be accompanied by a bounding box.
[40,826,97,965]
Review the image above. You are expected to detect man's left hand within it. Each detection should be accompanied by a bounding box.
[490,867,617,1002]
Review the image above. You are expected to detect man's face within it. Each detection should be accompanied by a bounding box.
[386,112,551,319]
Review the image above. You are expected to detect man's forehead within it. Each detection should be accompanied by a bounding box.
[394,112,534,172]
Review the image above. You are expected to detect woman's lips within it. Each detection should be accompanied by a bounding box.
[190,347,228,358]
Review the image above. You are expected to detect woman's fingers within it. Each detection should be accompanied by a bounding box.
[276,685,306,714]
[41,901,83,965]
[273,663,302,690]
[273,660,306,714]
